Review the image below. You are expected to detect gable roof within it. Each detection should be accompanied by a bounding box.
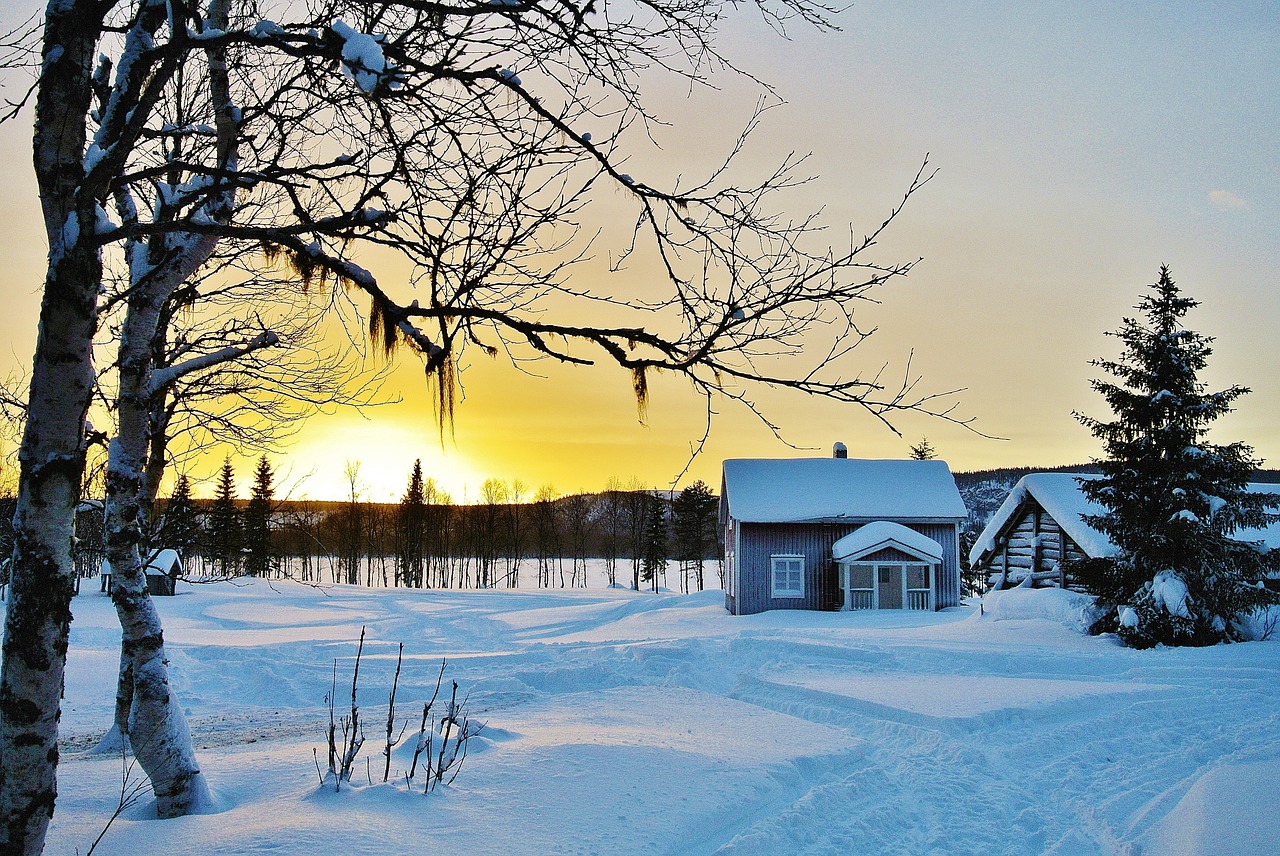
[101,548,184,577]
[969,473,1280,566]
[832,521,944,563]
[721,458,967,524]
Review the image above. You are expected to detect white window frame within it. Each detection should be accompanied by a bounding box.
[770,555,805,599]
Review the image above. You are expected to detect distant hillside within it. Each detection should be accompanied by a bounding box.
[952,463,1100,492]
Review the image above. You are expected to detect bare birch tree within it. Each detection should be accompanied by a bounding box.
[1,0,975,847]
[562,492,597,587]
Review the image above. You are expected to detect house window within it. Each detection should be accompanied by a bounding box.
[850,563,874,591]
[906,565,931,591]
[771,555,805,599]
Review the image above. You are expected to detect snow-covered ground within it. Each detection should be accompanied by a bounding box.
[35,571,1280,855]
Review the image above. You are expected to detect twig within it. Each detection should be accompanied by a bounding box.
[382,641,404,782]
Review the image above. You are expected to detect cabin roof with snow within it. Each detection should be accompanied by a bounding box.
[720,458,967,524]
[101,548,184,577]
[970,473,1280,566]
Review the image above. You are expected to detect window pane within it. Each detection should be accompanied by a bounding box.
[850,564,873,589]
[771,556,804,597]
[907,565,930,589]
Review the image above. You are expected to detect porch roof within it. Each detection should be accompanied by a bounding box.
[832,521,944,564]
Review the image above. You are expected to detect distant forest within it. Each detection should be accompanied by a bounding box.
[3,463,1277,594]
[14,471,723,595]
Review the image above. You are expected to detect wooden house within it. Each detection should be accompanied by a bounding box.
[720,453,967,615]
[969,474,1280,591]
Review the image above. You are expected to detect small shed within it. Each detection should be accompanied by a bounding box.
[969,474,1280,591]
[720,455,967,615]
[100,549,184,596]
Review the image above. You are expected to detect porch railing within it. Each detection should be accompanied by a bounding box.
[847,589,874,610]
[907,589,932,611]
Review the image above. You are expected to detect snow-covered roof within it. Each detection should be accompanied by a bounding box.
[721,458,967,524]
[101,548,184,576]
[969,474,1280,565]
[832,521,944,563]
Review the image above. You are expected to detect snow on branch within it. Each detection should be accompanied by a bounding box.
[144,330,279,398]
[328,21,404,95]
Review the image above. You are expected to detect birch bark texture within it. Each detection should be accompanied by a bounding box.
[1,2,104,851]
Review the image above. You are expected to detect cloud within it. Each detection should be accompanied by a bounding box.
[1209,190,1248,211]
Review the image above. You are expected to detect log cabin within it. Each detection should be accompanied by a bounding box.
[969,473,1280,591]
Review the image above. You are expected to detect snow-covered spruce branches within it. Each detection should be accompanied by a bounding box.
[320,630,481,794]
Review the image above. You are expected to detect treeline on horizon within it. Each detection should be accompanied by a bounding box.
[28,459,725,595]
[4,459,1277,596]
[955,463,1280,488]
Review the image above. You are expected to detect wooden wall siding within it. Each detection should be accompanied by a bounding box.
[918,521,962,608]
[982,499,1089,591]
[734,520,961,615]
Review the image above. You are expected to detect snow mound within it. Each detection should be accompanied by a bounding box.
[1150,569,1191,619]
[1143,760,1280,855]
[980,587,1100,632]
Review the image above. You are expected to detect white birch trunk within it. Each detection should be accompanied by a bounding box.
[0,2,104,851]
[97,0,239,816]
[104,291,211,816]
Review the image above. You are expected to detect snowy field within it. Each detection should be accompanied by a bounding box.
[33,570,1280,855]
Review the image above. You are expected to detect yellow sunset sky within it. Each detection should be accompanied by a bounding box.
[1,2,1277,502]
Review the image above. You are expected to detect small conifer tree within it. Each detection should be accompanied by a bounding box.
[673,481,718,592]
[1074,266,1279,647]
[641,493,669,591]
[244,456,276,576]
[163,474,200,565]
[399,460,427,587]
[909,437,937,460]
[208,457,242,577]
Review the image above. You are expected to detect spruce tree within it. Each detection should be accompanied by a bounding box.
[1075,266,1279,647]
[163,473,200,563]
[207,457,242,577]
[641,493,669,591]
[398,459,427,587]
[673,481,718,592]
[909,437,937,460]
[243,457,275,576]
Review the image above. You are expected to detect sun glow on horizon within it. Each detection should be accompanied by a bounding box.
[200,416,490,504]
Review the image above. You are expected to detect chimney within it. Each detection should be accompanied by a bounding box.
[832,441,848,459]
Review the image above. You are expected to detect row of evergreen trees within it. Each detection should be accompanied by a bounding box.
[151,458,721,593]
[158,456,278,577]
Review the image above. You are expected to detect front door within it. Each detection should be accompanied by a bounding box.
[877,565,903,609]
